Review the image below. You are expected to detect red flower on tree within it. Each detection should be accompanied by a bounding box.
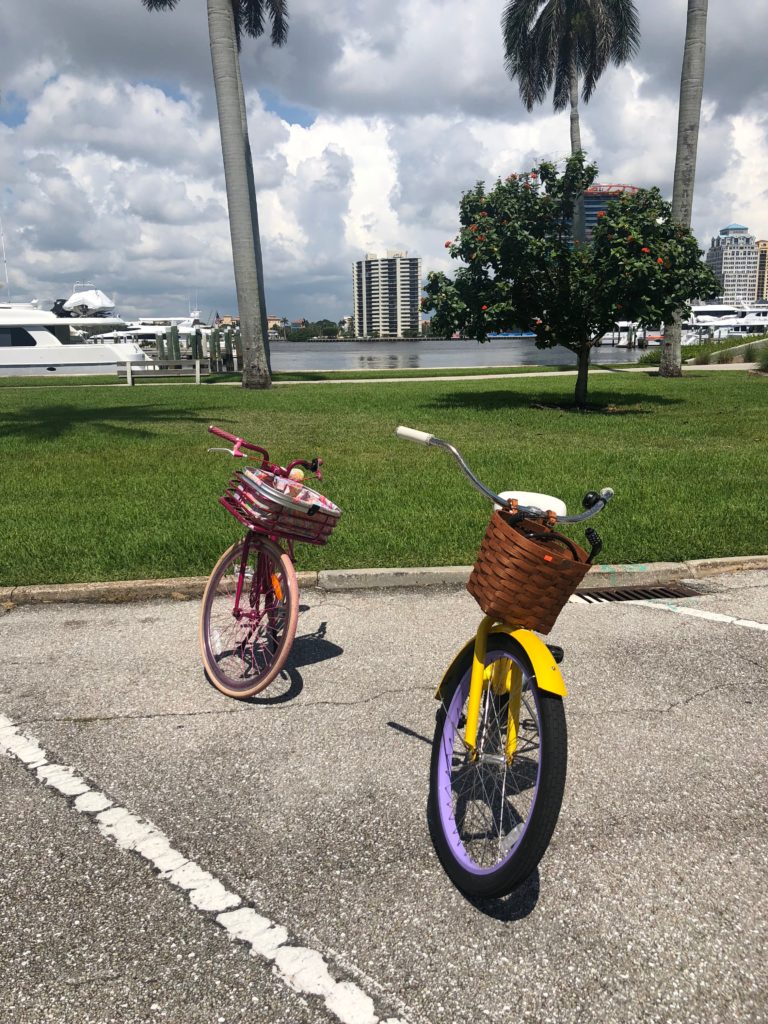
[481,305,488,311]
[641,247,651,254]
[596,211,606,218]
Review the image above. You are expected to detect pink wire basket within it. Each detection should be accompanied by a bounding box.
[219,467,342,545]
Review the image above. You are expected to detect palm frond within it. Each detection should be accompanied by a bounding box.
[503,0,558,109]
[608,0,640,63]
[267,0,289,46]
[503,0,639,112]
[552,44,572,111]
[141,0,180,9]
[232,0,289,44]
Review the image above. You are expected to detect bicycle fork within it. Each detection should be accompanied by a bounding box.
[438,616,569,761]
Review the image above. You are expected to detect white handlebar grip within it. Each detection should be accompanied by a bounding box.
[395,426,435,445]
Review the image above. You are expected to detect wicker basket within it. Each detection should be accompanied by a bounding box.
[219,467,341,545]
[466,513,591,634]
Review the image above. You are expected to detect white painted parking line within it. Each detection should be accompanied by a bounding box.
[633,600,768,630]
[569,593,768,631]
[0,714,409,1024]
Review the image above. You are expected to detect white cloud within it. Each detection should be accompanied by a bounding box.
[0,0,766,319]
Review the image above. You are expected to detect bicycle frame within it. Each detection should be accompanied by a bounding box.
[395,424,612,763]
[232,529,296,623]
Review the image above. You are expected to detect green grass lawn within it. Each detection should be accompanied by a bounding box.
[1,371,766,586]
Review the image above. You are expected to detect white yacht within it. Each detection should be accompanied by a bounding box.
[684,303,768,342]
[95,310,211,352]
[0,301,148,376]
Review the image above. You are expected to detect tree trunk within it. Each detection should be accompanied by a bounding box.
[660,0,708,379]
[234,50,272,377]
[207,0,271,388]
[569,69,586,246]
[574,346,590,407]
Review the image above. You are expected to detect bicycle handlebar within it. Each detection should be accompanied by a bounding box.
[207,425,323,480]
[395,425,613,524]
[208,424,269,460]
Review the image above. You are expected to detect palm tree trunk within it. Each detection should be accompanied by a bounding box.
[233,51,272,376]
[207,0,271,388]
[569,69,586,246]
[660,0,708,378]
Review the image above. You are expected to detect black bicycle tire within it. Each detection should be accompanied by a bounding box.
[427,632,567,898]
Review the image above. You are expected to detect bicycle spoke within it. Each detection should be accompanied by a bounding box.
[446,657,541,869]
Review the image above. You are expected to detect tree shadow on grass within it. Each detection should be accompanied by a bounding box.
[425,388,684,416]
[0,403,211,442]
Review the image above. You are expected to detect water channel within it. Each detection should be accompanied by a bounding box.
[269,337,647,372]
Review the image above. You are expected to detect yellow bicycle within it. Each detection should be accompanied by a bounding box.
[396,426,613,898]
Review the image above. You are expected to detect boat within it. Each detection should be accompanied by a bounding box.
[0,300,148,376]
[688,308,768,340]
[57,282,116,317]
[95,310,212,353]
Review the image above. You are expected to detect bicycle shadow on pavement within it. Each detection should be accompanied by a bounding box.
[467,871,541,921]
[288,620,344,670]
[387,720,541,918]
[227,621,343,707]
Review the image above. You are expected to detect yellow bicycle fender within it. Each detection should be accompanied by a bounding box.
[509,628,567,698]
[434,625,567,700]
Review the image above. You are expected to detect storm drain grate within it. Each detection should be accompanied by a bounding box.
[574,582,703,604]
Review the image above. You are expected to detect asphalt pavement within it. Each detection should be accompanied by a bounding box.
[1,570,767,1024]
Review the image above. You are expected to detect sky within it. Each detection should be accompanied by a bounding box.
[0,0,766,322]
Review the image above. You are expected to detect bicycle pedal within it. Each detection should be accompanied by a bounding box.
[546,644,564,664]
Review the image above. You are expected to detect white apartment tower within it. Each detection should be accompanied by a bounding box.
[352,251,422,337]
[705,224,759,303]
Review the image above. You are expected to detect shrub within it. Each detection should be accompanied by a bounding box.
[694,351,711,365]
[716,350,734,364]
[759,348,768,373]
[637,348,662,366]
[742,344,755,362]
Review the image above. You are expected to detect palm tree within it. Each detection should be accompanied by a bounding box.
[659,0,709,378]
[502,0,639,241]
[142,0,287,388]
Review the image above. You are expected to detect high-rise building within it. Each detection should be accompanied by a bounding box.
[705,224,759,303]
[352,251,421,337]
[582,183,639,239]
[756,240,768,302]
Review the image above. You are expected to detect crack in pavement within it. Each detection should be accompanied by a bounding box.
[7,687,436,728]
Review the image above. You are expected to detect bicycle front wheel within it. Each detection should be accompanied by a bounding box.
[428,633,567,898]
[199,536,299,698]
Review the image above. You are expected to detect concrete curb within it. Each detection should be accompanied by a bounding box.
[2,556,767,608]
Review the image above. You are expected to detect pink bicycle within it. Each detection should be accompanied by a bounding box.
[199,425,342,698]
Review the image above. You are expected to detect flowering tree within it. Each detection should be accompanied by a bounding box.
[423,154,718,406]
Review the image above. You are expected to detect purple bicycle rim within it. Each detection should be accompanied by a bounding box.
[436,652,542,876]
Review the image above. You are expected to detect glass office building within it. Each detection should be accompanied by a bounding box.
[582,183,639,239]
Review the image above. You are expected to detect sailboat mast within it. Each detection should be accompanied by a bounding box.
[0,214,11,302]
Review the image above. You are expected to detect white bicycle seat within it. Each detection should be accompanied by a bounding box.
[495,490,568,516]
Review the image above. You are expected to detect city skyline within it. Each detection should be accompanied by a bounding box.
[1,1,767,322]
